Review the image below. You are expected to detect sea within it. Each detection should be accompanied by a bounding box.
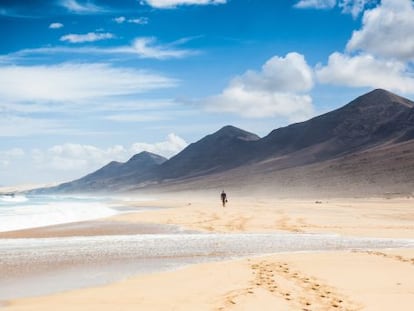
[0,194,120,232]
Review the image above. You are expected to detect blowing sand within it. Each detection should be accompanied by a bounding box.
[112,195,414,238]
[2,195,414,310]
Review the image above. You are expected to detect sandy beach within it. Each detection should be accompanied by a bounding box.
[1,194,414,310]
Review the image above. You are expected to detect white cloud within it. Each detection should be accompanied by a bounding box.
[128,17,149,24]
[294,0,336,9]
[49,22,64,29]
[237,53,314,93]
[338,0,376,17]
[206,89,314,120]
[294,0,375,17]
[1,36,197,61]
[316,52,414,94]
[2,37,196,61]
[113,16,148,24]
[312,0,414,94]
[131,133,188,158]
[91,99,176,112]
[104,114,170,122]
[131,37,197,59]
[39,144,127,171]
[347,0,414,61]
[141,0,226,9]
[0,148,25,158]
[0,99,174,116]
[0,63,177,104]
[60,32,114,43]
[0,116,70,137]
[32,134,187,173]
[113,16,126,23]
[0,148,25,168]
[59,0,105,14]
[204,52,315,120]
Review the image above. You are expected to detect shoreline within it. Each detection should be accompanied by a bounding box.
[3,248,414,310]
[3,231,412,301]
[1,195,414,309]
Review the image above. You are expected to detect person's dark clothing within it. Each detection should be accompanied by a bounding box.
[221,191,227,207]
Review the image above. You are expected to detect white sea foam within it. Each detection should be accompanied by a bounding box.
[0,196,119,232]
[0,194,29,203]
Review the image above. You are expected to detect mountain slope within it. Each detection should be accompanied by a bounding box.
[139,89,414,196]
[36,89,414,196]
[51,151,167,192]
[255,89,414,166]
[150,139,414,198]
[157,125,260,180]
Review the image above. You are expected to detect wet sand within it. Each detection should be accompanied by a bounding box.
[0,219,187,239]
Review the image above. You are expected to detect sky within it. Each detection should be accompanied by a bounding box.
[1,0,414,186]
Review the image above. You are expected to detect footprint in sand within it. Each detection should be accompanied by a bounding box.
[217,259,361,310]
[356,250,414,265]
[247,260,360,311]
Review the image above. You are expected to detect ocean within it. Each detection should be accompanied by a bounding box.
[0,194,120,232]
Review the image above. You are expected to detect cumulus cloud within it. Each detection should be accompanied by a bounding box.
[236,53,314,93]
[316,52,414,94]
[131,133,188,158]
[204,52,314,120]
[32,134,188,172]
[294,0,336,9]
[141,0,226,9]
[34,144,127,171]
[315,0,414,94]
[131,37,197,59]
[60,32,114,43]
[347,0,414,61]
[49,22,64,29]
[0,63,176,104]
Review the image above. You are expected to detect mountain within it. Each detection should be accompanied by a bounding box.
[156,125,260,180]
[48,151,167,193]
[37,89,414,196]
[256,89,414,166]
[143,89,414,196]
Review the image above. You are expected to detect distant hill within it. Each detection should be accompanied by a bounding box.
[35,89,414,197]
[45,151,166,193]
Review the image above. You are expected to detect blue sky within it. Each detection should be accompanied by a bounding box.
[1,0,414,185]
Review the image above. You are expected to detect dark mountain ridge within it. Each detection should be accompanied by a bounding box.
[156,125,260,180]
[35,89,414,195]
[255,89,414,165]
[51,151,167,192]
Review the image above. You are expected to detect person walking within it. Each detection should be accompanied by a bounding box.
[220,190,227,207]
